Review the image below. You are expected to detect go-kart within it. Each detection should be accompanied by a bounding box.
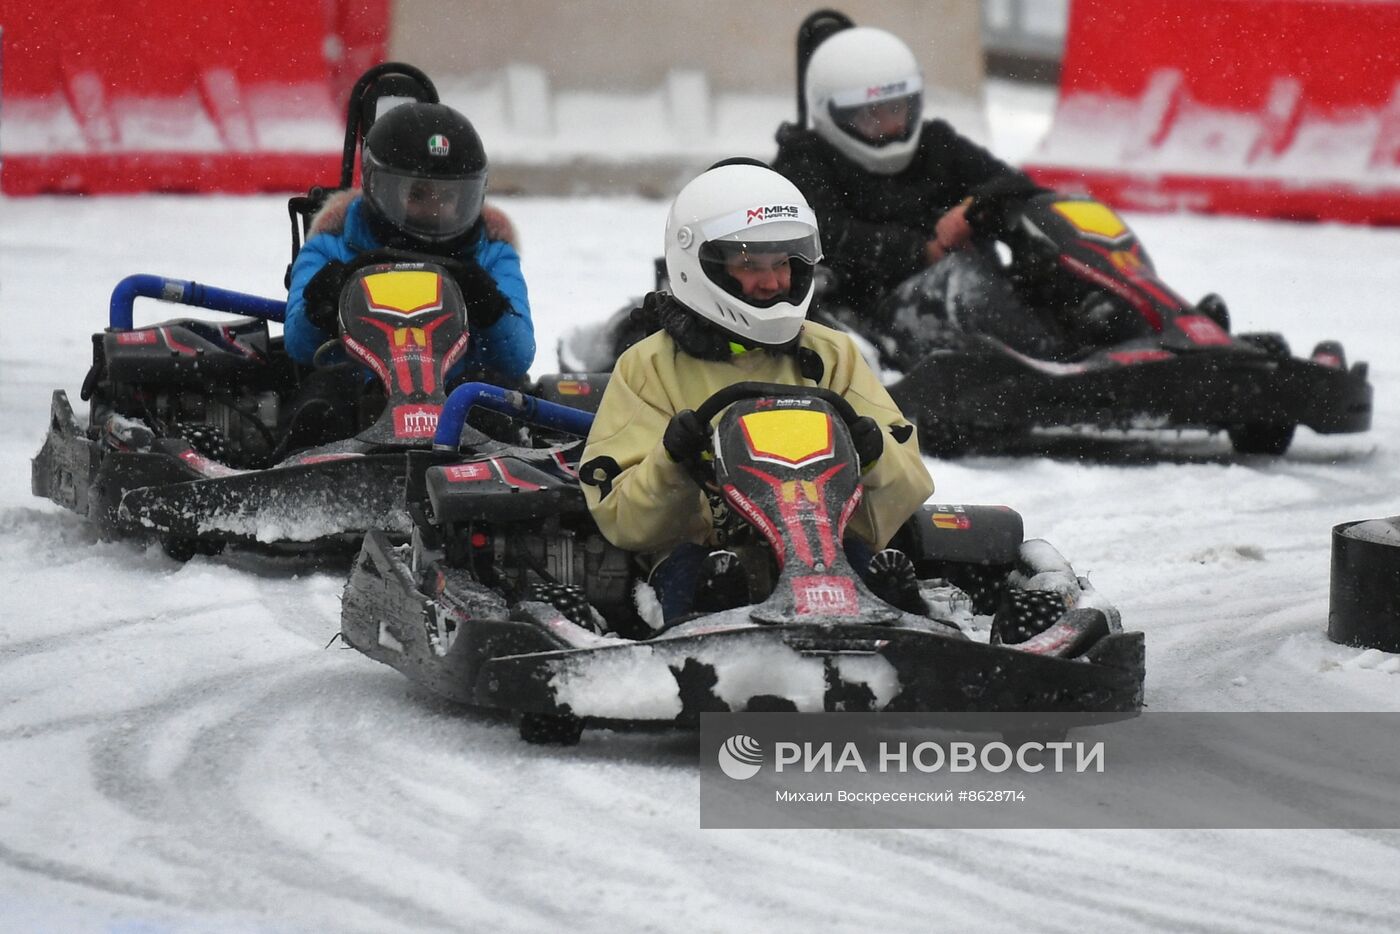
[339,381,1145,744]
[30,260,551,558]
[874,193,1374,456]
[557,192,1372,458]
[30,62,559,558]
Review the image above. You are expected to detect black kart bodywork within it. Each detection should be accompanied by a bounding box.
[340,384,1145,743]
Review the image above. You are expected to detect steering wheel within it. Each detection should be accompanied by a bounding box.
[308,249,455,368]
[683,381,865,488]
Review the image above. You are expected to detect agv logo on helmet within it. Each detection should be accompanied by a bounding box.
[427,134,450,157]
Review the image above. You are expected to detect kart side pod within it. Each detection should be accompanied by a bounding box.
[1329,517,1400,653]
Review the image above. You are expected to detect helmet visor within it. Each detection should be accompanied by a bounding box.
[364,159,486,242]
[828,76,922,147]
[698,233,822,309]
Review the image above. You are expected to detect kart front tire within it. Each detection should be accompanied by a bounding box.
[1235,331,1292,361]
[1310,339,1347,370]
[159,536,225,562]
[1228,422,1296,456]
[519,712,584,746]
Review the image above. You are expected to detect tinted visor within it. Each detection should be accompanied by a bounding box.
[698,233,822,309]
[364,159,486,242]
[829,92,922,147]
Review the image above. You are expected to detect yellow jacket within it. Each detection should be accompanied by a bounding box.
[580,320,933,557]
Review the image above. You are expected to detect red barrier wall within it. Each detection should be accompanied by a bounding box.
[1023,0,1400,225]
[0,0,388,194]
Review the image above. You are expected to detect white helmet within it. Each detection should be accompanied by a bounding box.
[664,163,823,348]
[805,27,923,175]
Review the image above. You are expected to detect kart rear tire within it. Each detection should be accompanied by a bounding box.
[519,712,584,746]
[1235,331,1291,361]
[1310,340,1347,370]
[1228,423,1296,456]
[1197,293,1231,332]
[918,420,974,459]
[160,536,225,562]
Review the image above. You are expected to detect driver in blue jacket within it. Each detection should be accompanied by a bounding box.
[285,101,534,386]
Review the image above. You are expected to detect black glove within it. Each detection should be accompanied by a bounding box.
[849,416,884,471]
[663,409,709,465]
[438,257,512,331]
[303,260,350,333]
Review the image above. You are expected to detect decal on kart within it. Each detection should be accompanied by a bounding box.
[360,270,444,316]
[490,458,543,492]
[1108,250,1145,273]
[115,330,157,345]
[1051,200,1128,241]
[931,507,972,530]
[1106,349,1175,365]
[288,453,364,466]
[342,334,391,386]
[554,379,592,396]
[176,448,242,478]
[836,485,864,539]
[739,463,846,569]
[360,314,453,394]
[443,462,493,483]
[392,404,441,439]
[738,410,834,467]
[722,484,786,569]
[160,327,198,355]
[1175,315,1232,346]
[792,575,859,616]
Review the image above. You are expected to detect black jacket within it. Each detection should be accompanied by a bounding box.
[773,120,1040,308]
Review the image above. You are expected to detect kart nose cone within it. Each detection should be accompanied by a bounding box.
[1329,516,1400,652]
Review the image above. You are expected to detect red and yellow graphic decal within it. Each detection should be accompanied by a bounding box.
[1052,201,1128,241]
[360,270,443,316]
[737,462,848,570]
[360,313,454,394]
[781,479,820,505]
[931,510,971,530]
[1108,250,1145,273]
[739,410,834,468]
[553,379,592,396]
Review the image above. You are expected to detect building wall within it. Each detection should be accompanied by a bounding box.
[389,1,984,97]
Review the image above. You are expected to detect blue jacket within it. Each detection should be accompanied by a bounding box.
[284,196,535,382]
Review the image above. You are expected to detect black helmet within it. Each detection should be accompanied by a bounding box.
[361,102,488,246]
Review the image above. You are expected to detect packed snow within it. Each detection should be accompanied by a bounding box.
[3,83,1400,932]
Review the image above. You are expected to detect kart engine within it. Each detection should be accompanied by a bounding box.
[104,385,282,468]
[484,525,634,612]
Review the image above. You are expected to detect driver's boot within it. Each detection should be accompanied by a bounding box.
[695,550,749,613]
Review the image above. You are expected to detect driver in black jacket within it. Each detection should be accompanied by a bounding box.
[773,21,1070,366]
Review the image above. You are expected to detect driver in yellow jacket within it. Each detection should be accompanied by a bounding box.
[579,160,933,625]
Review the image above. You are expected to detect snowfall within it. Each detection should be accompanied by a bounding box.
[3,82,1400,933]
